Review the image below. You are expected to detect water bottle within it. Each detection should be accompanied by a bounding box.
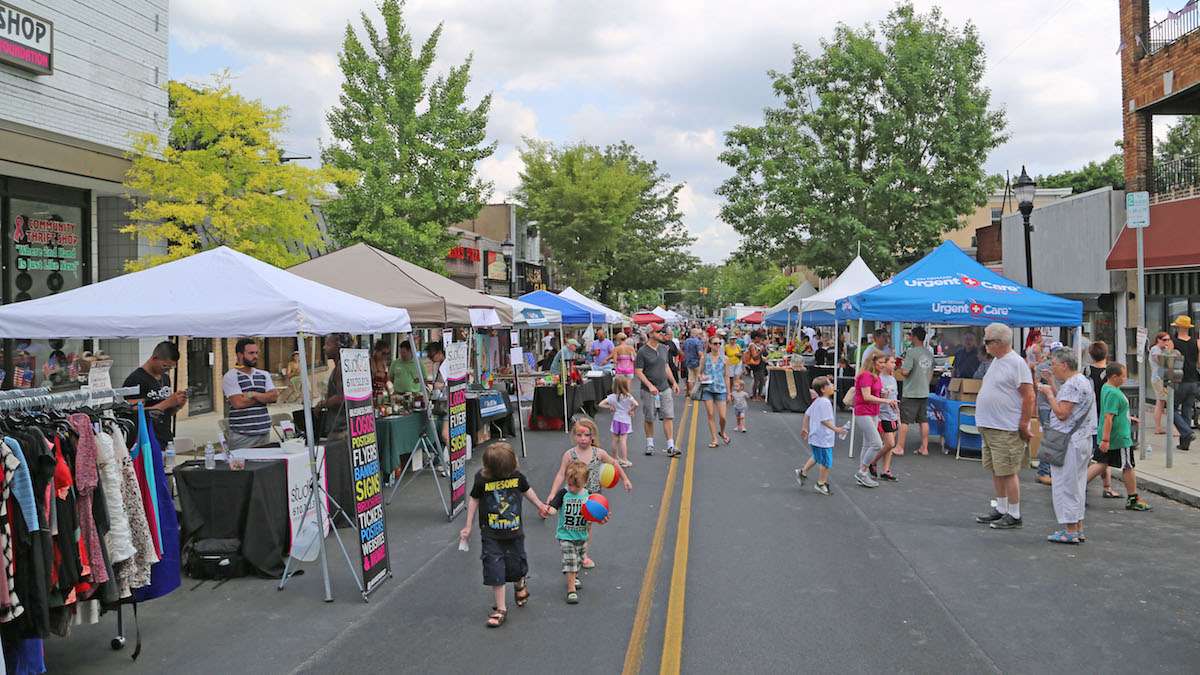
[204,442,215,470]
[654,393,662,410]
[165,441,176,472]
[1146,443,1153,458]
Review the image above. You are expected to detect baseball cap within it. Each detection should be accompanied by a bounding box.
[648,323,665,333]
[1173,315,1194,329]
[566,338,580,347]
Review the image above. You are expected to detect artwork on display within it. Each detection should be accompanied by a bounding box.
[340,348,390,596]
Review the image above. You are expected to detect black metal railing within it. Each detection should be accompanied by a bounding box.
[1155,154,1200,194]
[1145,5,1200,55]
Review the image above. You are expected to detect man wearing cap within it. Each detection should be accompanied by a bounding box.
[551,338,579,376]
[636,324,681,456]
[1172,315,1197,451]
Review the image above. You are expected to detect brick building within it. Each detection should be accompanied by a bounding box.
[1108,0,1200,339]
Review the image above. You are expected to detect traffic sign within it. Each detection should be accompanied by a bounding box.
[1127,191,1149,229]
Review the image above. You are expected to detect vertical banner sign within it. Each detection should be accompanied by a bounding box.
[340,348,390,596]
[445,341,471,518]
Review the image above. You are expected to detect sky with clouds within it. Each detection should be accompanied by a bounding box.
[169,1,1171,264]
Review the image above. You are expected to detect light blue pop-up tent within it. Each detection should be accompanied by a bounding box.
[834,241,1082,327]
[519,290,605,325]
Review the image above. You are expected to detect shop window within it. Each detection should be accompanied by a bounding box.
[6,199,84,302]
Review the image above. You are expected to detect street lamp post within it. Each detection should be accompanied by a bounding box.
[1014,165,1037,289]
[501,237,516,298]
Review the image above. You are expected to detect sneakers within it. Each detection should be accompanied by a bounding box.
[667,447,682,458]
[854,470,879,488]
[1126,497,1153,511]
[814,482,831,496]
[974,508,1004,524]
[989,514,1023,529]
[1178,435,1192,451]
[879,471,898,482]
[867,464,878,479]
[795,469,807,487]
[645,445,654,456]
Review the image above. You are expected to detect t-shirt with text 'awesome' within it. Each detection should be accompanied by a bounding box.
[469,470,530,540]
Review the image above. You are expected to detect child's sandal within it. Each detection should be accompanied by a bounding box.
[486,607,507,627]
[565,591,579,604]
[514,580,530,607]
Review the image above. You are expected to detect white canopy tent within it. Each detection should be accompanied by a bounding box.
[767,280,817,314]
[558,287,627,324]
[651,306,683,324]
[801,256,881,312]
[0,246,412,602]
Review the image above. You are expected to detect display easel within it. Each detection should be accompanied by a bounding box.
[384,332,452,516]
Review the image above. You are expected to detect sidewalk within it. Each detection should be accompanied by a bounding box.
[1116,435,1200,509]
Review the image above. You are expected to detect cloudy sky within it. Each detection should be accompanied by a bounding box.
[169,1,1161,263]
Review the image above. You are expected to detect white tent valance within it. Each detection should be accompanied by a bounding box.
[0,246,412,338]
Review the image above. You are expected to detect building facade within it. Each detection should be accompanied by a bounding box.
[446,203,548,297]
[1107,1,1200,348]
[0,0,169,392]
[944,187,1071,267]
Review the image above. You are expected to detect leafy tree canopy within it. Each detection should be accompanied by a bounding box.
[321,0,495,270]
[1037,142,1124,193]
[717,3,1006,277]
[122,78,351,270]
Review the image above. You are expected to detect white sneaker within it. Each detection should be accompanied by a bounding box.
[645,445,654,456]
[855,471,879,488]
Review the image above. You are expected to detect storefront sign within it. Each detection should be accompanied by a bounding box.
[340,348,390,596]
[486,251,508,281]
[445,341,470,518]
[522,264,546,291]
[447,246,481,263]
[0,2,52,75]
[12,215,79,272]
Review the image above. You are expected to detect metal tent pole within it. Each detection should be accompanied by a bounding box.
[560,325,568,433]
[849,318,863,458]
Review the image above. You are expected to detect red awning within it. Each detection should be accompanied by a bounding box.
[1107,198,1200,270]
[741,311,764,324]
[631,312,660,325]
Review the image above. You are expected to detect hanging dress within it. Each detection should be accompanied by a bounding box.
[107,424,156,597]
[131,405,180,601]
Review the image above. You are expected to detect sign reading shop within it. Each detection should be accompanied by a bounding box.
[0,1,53,76]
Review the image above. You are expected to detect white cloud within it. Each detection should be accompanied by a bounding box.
[171,0,1130,265]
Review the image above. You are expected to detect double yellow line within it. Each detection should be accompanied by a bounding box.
[621,397,701,675]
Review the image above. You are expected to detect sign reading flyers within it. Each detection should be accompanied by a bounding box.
[340,348,390,596]
[445,341,470,518]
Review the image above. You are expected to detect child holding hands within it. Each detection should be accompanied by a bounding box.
[547,460,592,604]
[547,418,631,569]
[459,442,550,628]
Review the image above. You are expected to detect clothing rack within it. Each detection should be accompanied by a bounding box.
[0,386,139,413]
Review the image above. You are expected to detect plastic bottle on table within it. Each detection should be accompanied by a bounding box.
[165,441,176,472]
[204,442,215,470]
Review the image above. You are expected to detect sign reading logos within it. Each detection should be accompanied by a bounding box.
[340,348,390,597]
[0,2,52,75]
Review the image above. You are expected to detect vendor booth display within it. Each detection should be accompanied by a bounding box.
[0,246,413,607]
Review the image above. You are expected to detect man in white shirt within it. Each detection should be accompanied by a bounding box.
[973,323,1035,530]
[222,338,278,450]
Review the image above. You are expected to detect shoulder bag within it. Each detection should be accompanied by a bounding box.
[1037,388,1093,467]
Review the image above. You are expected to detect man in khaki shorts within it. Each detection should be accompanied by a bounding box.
[973,323,1035,530]
[635,324,681,457]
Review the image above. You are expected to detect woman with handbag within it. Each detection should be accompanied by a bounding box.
[1037,349,1097,544]
[700,336,730,447]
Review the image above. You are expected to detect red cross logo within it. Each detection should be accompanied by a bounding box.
[961,275,980,288]
[969,302,984,315]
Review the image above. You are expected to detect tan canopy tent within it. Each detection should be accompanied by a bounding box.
[288,242,512,327]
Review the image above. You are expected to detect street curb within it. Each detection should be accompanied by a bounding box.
[1112,467,1200,510]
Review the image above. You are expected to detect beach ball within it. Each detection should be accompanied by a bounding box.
[582,494,610,523]
[600,463,620,489]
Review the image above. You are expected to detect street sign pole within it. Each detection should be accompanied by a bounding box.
[1128,191,1149,460]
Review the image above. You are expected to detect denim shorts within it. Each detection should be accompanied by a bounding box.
[700,389,726,401]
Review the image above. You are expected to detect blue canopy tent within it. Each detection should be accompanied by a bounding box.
[763,309,836,327]
[832,241,1083,459]
[519,290,606,325]
[834,241,1082,327]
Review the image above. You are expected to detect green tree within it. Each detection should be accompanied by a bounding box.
[1037,143,1124,193]
[1157,116,1200,162]
[717,3,1006,278]
[751,271,797,307]
[321,0,495,270]
[122,78,351,270]
[516,140,698,304]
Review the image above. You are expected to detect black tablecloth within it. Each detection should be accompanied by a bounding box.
[467,395,516,437]
[767,368,813,413]
[528,375,614,429]
[176,459,289,577]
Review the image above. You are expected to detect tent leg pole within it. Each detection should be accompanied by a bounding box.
[849,318,863,459]
[560,326,568,433]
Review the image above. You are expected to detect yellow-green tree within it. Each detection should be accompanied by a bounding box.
[122,79,354,270]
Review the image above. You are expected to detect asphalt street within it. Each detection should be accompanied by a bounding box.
[48,393,1200,674]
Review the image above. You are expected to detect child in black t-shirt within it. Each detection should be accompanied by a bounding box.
[460,442,549,628]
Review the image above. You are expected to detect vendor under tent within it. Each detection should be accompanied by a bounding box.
[0,245,413,603]
[519,290,606,325]
[834,241,1083,457]
[559,286,627,324]
[490,294,568,442]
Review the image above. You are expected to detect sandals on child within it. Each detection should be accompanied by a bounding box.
[486,607,508,627]
[514,580,530,607]
[1102,489,1122,499]
[1046,530,1080,545]
[565,591,579,604]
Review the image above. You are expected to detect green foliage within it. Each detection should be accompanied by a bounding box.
[751,271,797,307]
[321,0,495,271]
[515,140,698,304]
[122,78,351,270]
[1157,116,1200,162]
[1037,143,1124,193]
[717,3,1006,278]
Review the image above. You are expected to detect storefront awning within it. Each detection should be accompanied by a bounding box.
[1106,198,1200,271]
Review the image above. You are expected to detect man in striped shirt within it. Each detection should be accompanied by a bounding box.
[222,338,278,450]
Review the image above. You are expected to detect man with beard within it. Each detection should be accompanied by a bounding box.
[222,338,279,449]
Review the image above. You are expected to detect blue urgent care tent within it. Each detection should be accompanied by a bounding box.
[519,290,605,325]
[835,241,1082,327]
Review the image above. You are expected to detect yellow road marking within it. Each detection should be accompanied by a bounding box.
[621,399,692,675]
[659,395,700,675]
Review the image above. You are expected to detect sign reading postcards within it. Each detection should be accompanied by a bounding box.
[340,348,390,596]
[445,341,470,519]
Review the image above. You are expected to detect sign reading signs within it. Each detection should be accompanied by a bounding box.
[0,2,52,75]
[444,341,470,518]
[340,348,390,596]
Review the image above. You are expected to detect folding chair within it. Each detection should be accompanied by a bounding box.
[956,404,982,461]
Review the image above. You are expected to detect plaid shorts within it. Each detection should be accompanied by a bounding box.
[559,539,586,573]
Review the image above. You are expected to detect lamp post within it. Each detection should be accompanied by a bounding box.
[501,237,516,298]
[1014,165,1037,289]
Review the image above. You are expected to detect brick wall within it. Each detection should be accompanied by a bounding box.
[0,0,169,154]
[1120,0,1200,191]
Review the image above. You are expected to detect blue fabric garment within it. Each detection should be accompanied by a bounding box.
[132,406,181,602]
[4,638,45,675]
[2,437,40,532]
[132,404,162,547]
